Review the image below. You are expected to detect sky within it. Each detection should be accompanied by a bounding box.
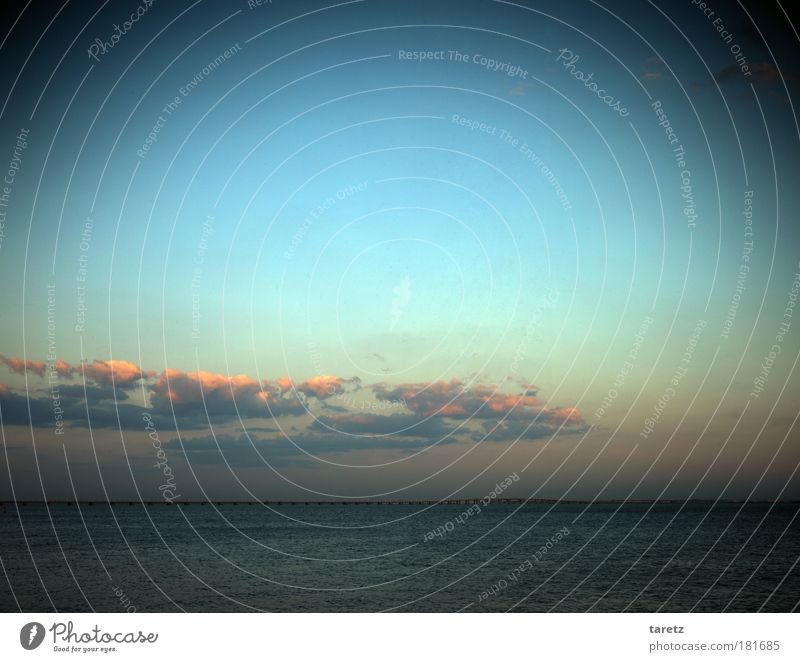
[0,0,799,500]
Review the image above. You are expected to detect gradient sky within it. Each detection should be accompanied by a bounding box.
[0,0,799,500]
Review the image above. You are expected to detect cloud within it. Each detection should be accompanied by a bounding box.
[1,356,150,385]
[80,359,155,387]
[0,382,169,431]
[318,401,350,413]
[508,82,536,97]
[296,375,348,399]
[310,412,455,438]
[0,384,55,427]
[478,408,587,442]
[704,62,799,88]
[1,356,48,378]
[370,379,586,441]
[0,358,370,431]
[67,402,172,430]
[58,383,129,403]
[372,379,549,420]
[0,356,585,447]
[51,359,73,378]
[642,55,664,81]
[716,62,776,84]
[150,369,306,420]
[276,375,361,400]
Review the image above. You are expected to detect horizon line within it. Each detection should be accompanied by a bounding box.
[2,498,798,507]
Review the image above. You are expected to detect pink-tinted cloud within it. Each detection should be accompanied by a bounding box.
[1,356,153,385]
[544,406,584,425]
[275,376,293,392]
[0,355,360,412]
[373,379,548,420]
[150,368,305,419]
[372,379,586,439]
[0,353,584,440]
[1,356,48,377]
[152,369,257,405]
[275,374,361,399]
[296,375,347,399]
[81,359,155,387]
[52,359,73,378]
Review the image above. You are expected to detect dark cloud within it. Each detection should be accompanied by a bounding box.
[0,384,184,432]
[58,384,129,403]
[311,412,456,438]
[713,61,795,85]
[477,415,588,442]
[643,55,664,81]
[0,385,55,427]
[373,379,556,420]
[318,402,350,413]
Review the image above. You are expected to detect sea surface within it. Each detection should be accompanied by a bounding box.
[0,502,798,612]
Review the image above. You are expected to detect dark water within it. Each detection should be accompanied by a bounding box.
[1,502,798,612]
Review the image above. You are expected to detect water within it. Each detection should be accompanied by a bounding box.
[1,502,797,612]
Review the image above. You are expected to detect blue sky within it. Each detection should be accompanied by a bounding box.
[0,0,799,500]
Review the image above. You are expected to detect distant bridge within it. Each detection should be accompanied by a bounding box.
[4,498,550,507]
[0,499,774,507]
